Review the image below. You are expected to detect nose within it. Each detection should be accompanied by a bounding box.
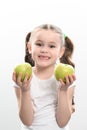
[40,46,48,53]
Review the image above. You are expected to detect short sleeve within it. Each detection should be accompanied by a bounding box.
[12,83,20,88]
[69,81,76,88]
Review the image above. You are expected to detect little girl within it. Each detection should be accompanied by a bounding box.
[12,24,76,130]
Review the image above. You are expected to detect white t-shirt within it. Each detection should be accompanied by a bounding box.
[14,72,75,130]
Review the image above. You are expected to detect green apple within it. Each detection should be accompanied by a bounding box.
[14,63,32,81]
[54,63,75,82]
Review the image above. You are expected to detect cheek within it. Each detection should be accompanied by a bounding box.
[32,46,38,54]
[54,54,60,62]
[54,53,60,64]
[53,49,60,59]
[31,47,39,60]
[30,45,35,59]
[31,50,35,60]
[51,52,59,64]
[31,45,36,54]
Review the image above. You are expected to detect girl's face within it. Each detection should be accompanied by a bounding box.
[28,29,65,68]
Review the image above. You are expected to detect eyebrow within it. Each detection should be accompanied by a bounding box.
[35,39,57,44]
[35,40,43,42]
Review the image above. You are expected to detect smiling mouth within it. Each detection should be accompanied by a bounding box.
[38,55,50,60]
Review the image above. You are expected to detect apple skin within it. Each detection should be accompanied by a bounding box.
[54,63,75,82]
[14,63,32,82]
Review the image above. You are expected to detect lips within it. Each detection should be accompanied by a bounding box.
[38,55,50,60]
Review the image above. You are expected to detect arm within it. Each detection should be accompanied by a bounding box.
[56,74,76,128]
[13,72,34,126]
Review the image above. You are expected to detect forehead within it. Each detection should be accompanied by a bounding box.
[31,29,61,43]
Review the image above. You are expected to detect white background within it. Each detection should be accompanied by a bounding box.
[0,0,87,130]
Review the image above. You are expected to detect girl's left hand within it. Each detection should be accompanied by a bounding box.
[58,74,76,91]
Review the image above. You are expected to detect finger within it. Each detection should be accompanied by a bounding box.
[16,72,22,85]
[68,75,74,83]
[22,76,29,88]
[68,74,76,83]
[12,72,16,82]
[65,75,70,85]
[23,74,32,87]
[72,74,76,81]
[23,73,30,82]
[58,79,68,90]
[59,79,65,86]
[29,75,32,82]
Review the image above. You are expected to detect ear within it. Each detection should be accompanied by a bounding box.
[27,42,32,53]
[59,47,65,58]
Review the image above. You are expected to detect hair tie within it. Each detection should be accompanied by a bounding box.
[64,34,66,39]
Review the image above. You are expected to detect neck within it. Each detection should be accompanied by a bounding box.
[33,65,55,80]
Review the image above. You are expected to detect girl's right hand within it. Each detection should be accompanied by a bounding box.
[12,72,32,92]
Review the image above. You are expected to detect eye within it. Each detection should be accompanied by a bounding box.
[49,45,56,48]
[35,43,42,47]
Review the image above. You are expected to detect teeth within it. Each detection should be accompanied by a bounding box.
[39,56,49,59]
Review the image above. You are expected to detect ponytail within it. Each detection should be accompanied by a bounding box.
[24,32,35,67]
[60,36,75,111]
[60,36,75,68]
